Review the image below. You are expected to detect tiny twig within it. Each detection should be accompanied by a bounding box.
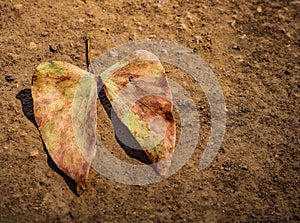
[85,38,91,72]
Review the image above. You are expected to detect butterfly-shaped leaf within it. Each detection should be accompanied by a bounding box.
[99,50,176,176]
[32,61,97,189]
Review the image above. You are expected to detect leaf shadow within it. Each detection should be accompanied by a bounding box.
[16,89,80,196]
[97,81,152,165]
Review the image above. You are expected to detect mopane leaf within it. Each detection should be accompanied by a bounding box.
[99,50,176,176]
[32,61,97,188]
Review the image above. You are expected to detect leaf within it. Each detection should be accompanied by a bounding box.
[32,61,97,188]
[99,50,176,176]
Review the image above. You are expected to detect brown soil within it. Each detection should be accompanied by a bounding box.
[1,0,299,222]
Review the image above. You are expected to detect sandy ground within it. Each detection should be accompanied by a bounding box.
[0,0,299,222]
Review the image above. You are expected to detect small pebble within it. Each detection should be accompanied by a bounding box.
[29,42,37,49]
[224,166,231,171]
[241,165,248,170]
[232,44,240,50]
[30,150,39,157]
[178,23,187,31]
[49,45,57,53]
[164,22,171,27]
[128,33,136,40]
[240,34,247,39]
[257,6,262,13]
[194,35,202,43]
[77,18,85,23]
[5,75,15,82]
[230,20,236,27]
[14,4,23,10]
[149,34,157,39]
[186,12,193,23]
[8,53,18,60]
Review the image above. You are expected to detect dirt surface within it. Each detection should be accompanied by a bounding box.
[1,0,299,222]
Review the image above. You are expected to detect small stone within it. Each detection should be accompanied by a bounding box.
[230,20,236,27]
[178,23,187,31]
[194,35,201,40]
[232,44,240,50]
[186,12,193,23]
[128,33,136,40]
[149,34,157,39]
[77,18,85,23]
[202,4,208,10]
[241,165,248,170]
[41,30,49,37]
[240,34,247,39]
[14,4,23,10]
[99,27,106,32]
[30,150,39,157]
[8,53,18,60]
[153,3,163,11]
[164,22,171,27]
[219,147,225,153]
[257,6,262,13]
[29,42,37,49]
[194,35,202,43]
[49,45,57,53]
[245,185,252,190]
[5,75,15,82]
[284,31,293,39]
[224,166,231,171]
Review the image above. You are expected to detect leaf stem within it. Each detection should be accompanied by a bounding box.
[85,38,91,72]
